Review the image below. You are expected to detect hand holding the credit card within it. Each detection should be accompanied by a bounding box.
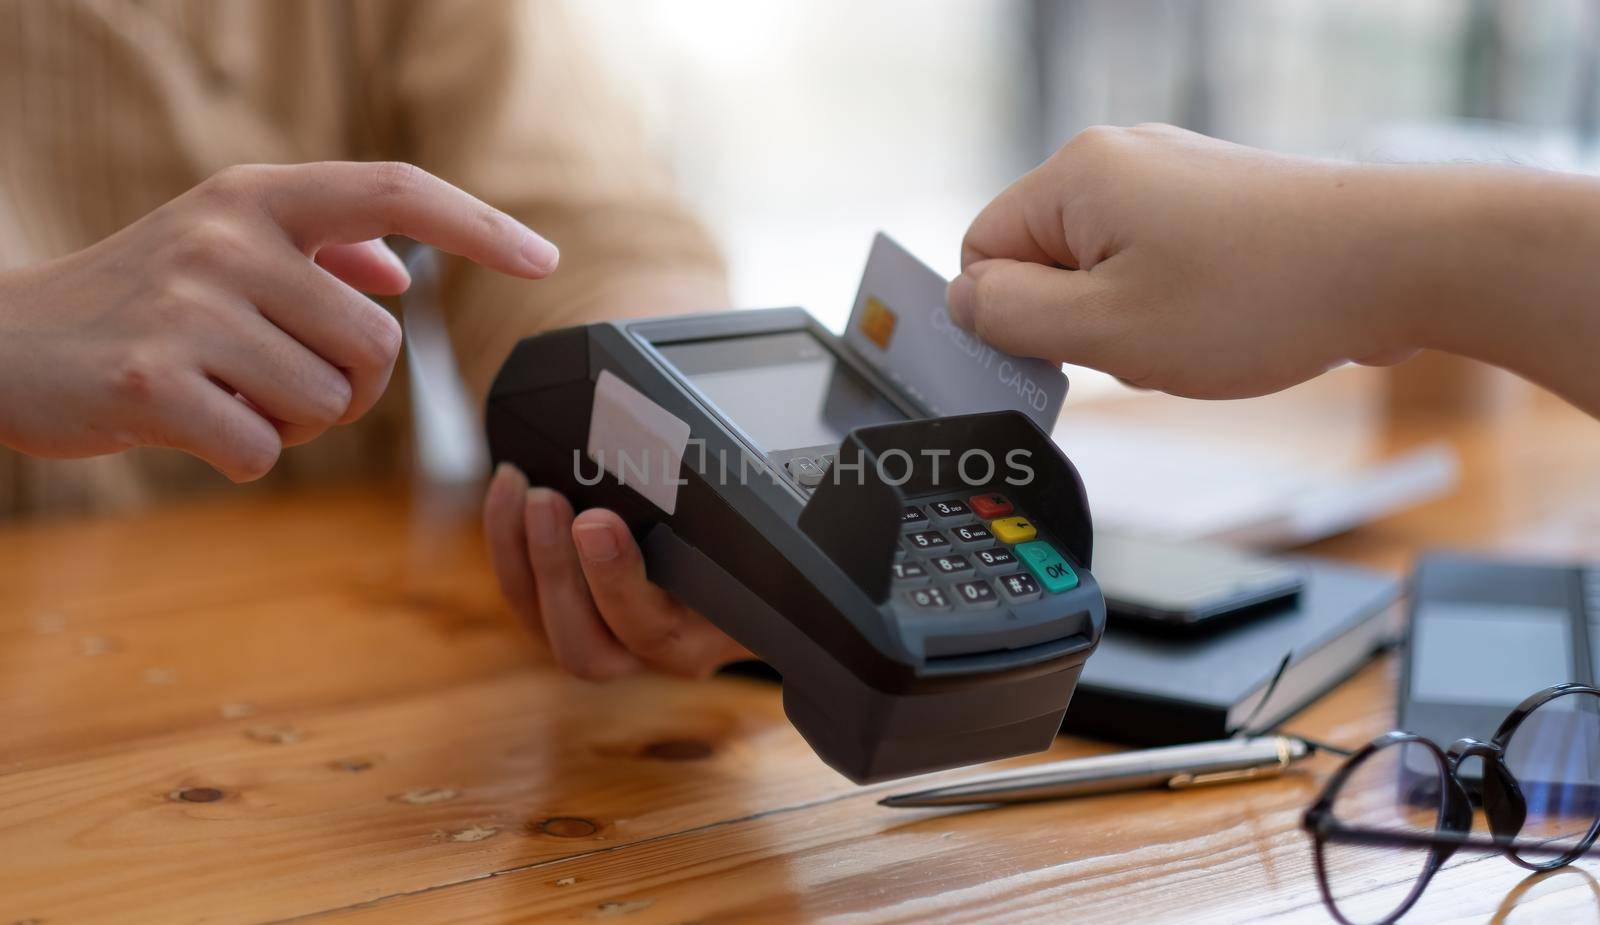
[950,123,1600,417]
[947,124,1452,399]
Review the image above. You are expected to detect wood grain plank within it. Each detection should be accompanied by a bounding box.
[0,668,860,924]
[0,485,536,770]
[296,660,1600,925]
[287,660,1594,925]
[302,786,1599,925]
[0,484,437,617]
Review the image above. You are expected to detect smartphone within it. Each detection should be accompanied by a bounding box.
[1093,533,1305,633]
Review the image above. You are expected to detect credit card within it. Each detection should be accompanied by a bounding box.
[842,232,1067,431]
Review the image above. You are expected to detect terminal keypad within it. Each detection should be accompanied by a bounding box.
[895,491,1078,614]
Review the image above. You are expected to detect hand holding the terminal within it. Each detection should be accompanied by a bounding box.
[0,161,558,480]
[484,463,753,681]
[948,124,1600,416]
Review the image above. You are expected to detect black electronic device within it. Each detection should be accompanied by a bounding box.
[1399,550,1600,787]
[1068,558,1399,745]
[485,308,1105,783]
[1094,533,1304,633]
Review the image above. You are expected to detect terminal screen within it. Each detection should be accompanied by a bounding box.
[658,330,905,452]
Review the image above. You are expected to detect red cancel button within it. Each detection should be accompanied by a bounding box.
[968,493,1013,519]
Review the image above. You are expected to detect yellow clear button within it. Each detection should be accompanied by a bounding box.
[989,516,1037,544]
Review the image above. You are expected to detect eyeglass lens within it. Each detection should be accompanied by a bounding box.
[1501,688,1600,864]
[1321,740,1446,925]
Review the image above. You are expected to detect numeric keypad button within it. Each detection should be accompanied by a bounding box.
[951,523,994,546]
[973,546,1018,572]
[890,560,930,585]
[997,571,1042,604]
[928,499,971,523]
[951,579,999,609]
[904,586,951,611]
[900,506,929,530]
[929,554,974,577]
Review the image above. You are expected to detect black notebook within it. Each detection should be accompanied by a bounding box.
[1063,559,1402,746]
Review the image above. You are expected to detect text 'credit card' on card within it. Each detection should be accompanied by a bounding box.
[842,233,1068,431]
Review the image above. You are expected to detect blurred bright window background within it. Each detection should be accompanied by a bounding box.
[569,1,1037,325]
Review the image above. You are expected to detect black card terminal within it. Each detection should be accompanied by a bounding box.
[485,308,1105,783]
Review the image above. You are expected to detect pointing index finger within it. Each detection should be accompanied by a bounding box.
[248,161,559,278]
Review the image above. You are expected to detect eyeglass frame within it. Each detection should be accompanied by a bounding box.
[1301,682,1600,925]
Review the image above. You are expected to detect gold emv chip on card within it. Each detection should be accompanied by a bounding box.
[859,296,897,350]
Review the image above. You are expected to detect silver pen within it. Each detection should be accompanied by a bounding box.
[878,736,1312,808]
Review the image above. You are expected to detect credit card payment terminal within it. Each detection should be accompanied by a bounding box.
[486,304,1104,783]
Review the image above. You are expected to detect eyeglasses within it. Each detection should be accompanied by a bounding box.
[1302,683,1600,924]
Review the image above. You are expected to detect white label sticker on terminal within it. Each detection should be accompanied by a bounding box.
[586,370,691,515]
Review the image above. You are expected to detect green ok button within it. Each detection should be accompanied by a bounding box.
[1015,540,1079,593]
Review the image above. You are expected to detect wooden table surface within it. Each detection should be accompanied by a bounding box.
[5,371,1600,925]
